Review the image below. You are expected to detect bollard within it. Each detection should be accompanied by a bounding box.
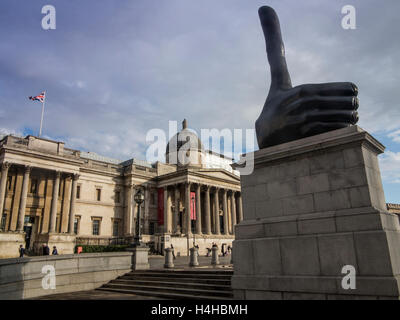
[164,247,174,268]
[211,246,219,265]
[189,247,199,267]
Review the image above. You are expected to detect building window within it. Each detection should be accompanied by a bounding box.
[113,220,119,237]
[115,191,120,203]
[96,188,101,201]
[76,185,81,199]
[74,217,80,235]
[92,219,100,235]
[30,179,38,194]
[0,214,6,231]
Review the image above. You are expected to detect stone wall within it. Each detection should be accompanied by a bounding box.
[0,252,132,299]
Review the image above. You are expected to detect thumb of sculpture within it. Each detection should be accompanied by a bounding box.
[258,6,292,95]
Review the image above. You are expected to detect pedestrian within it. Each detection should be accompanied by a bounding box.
[42,244,50,256]
[170,244,176,260]
[221,244,226,257]
[19,245,25,258]
[52,246,58,255]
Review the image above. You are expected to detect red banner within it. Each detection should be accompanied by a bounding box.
[158,188,164,225]
[190,191,196,220]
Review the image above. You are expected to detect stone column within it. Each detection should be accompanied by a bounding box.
[124,184,133,236]
[164,187,173,233]
[61,176,71,233]
[222,189,229,235]
[214,187,220,235]
[68,174,79,234]
[230,191,237,235]
[174,185,180,234]
[163,187,169,233]
[185,182,192,235]
[49,171,61,233]
[237,193,243,223]
[0,162,11,218]
[204,185,211,235]
[17,165,31,231]
[195,184,202,235]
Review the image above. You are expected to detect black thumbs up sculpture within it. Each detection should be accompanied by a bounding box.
[256,6,359,149]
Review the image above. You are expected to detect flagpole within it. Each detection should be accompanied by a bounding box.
[39,91,45,138]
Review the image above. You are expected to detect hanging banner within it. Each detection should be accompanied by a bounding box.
[190,191,196,220]
[158,188,164,225]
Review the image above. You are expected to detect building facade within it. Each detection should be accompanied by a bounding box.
[0,120,242,258]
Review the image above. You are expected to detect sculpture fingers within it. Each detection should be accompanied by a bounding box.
[258,6,292,93]
[286,96,359,115]
[296,82,358,97]
[303,110,359,124]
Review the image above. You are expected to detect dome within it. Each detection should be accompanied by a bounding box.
[166,119,204,166]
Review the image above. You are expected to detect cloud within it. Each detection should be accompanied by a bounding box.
[388,130,400,143]
[380,151,400,184]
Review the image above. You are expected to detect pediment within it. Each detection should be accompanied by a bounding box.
[197,169,240,182]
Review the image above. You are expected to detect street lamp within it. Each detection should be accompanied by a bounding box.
[133,188,145,247]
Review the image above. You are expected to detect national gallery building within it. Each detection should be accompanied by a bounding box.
[0,120,242,258]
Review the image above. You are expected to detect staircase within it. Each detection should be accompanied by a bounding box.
[96,269,234,300]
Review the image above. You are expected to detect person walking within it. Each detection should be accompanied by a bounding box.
[52,246,58,255]
[19,245,25,258]
[170,244,176,260]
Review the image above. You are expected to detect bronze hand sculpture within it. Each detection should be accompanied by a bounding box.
[256,6,359,149]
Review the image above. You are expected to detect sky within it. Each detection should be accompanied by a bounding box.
[0,0,399,202]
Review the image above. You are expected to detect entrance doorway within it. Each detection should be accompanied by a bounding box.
[24,225,32,249]
[24,216,36,250]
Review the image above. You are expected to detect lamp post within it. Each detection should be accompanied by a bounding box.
[133,188,145,247]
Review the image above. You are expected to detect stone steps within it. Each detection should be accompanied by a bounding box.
[97,269,233,300]
[119,276,231,286]
[111,279,231,291]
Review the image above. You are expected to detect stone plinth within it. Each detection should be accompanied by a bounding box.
[232,126,400,300]
[127,246,150,270]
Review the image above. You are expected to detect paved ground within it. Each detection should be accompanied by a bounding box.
[36,255,233,300]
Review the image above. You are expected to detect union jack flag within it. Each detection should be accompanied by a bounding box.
[29,92,45,103]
